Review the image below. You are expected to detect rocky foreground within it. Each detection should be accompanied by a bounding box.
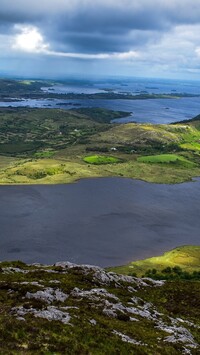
[0,260,199,354]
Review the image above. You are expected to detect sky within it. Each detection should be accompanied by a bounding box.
[1,0,200,80]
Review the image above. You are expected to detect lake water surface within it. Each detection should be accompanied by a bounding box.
[1,77,200,123]
[1,97,200,124]
[0,177,200,267]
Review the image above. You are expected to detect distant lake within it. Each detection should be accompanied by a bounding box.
[0,96,200,124]
[0,178,200,267]
[1,77,200,123]
[42,77,200,96]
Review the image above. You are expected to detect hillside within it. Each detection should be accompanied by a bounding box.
[1,108,200,184]
[0,260,199,354]
[109,246,200,277]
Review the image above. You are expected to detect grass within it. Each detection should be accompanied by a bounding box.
[109,246,200,277]
[137,153,196,167]
[180,142,200,151]
[83,155,121,165]
[0,156,17,169]
[2,156,200,184]
[34,150,55,158]
[0,159,109,184]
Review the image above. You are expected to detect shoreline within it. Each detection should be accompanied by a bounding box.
[0,174,199,186]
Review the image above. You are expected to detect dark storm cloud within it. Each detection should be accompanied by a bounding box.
[1,0,200,54]
[49,30,159,54]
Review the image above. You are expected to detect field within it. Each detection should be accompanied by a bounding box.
[1,107,200,184]
[137,154,196,167]
[83,155,121,165]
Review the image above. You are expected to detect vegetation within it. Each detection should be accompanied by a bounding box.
[0,79,51,100]
[109,246,200,277]
[1,104,200,184]
[144,266,200,280]
[72,107,131,123]
[0,107,110,155]
[137,154,196,167]
[34,150,55,158]
[83,155,121,165]
[0,259,199,354]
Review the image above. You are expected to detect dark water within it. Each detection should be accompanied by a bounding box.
[0,178,200,267]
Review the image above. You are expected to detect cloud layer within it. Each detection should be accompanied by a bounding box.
[1,0,200,78]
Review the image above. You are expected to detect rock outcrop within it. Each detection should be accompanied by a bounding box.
[0,260,199,354]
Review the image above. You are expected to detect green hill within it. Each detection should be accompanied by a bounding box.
[109,246,200,277]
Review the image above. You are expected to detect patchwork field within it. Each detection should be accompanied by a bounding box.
[1,108,200,184]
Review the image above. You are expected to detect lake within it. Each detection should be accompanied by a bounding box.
[1,97,200,124]
[1,77,200,123]
[0,177,200,267]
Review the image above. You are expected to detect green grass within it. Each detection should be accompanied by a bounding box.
[109,246,200,277]
[2,157,200,184]
[137,153,196,167]
[34,150,55,158]
[0,159,109,184]
[180,142,200,151]
[83,155,121,165]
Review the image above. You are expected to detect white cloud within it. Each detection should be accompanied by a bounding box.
[136,24,200,73]
[46,49,139,60]
[195,47,200,57]
[12,25,49,53]
[114,51,140,60]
